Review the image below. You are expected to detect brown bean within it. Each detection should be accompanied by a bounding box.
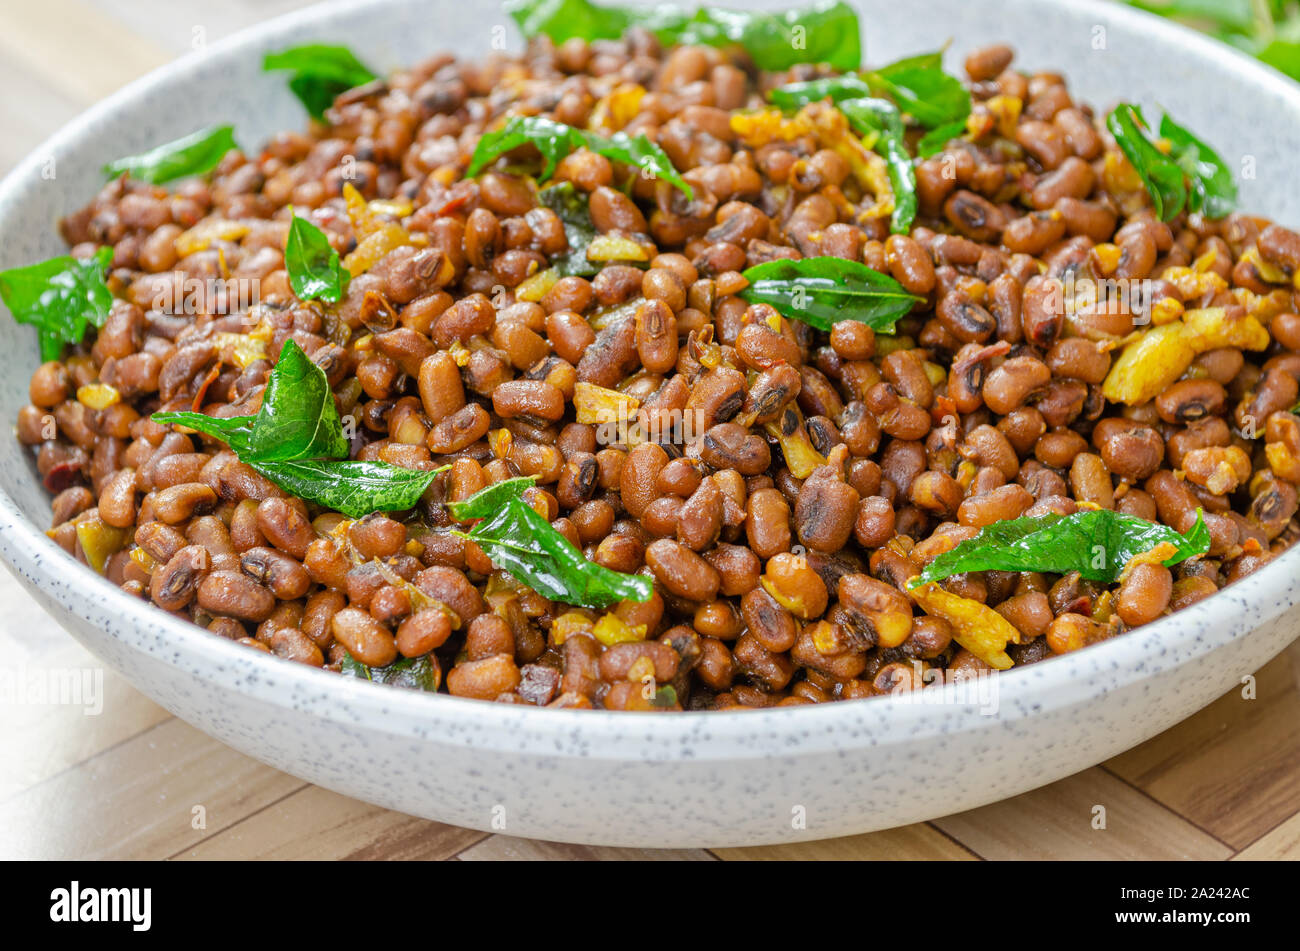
[98,467,138,528]
[1069,452,1114,509]
[983,356,1050,415]
[256,497,315,559]
[965,44,1014,81]
[152,482,216,524]
[677,477,723,551]
[447,654,521,700]
[957,483,1035,527]
[634,298,678,373]
[197,570,276,622]
[620,442,669,519]
[396,609,453,658]
[240,546,311,600]
[331,607,399,667]
[150,545,209,611]
[645,539,721,602]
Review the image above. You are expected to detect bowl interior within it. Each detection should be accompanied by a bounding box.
[1,0,1299,736]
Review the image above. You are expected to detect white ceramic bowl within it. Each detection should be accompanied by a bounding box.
[3,0,1299,848]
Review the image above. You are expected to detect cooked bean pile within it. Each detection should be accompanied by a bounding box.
[17,35,1300,710]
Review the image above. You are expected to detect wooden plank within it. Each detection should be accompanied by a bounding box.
[177,784,488,860]
[456,837,716,861]
[0,717,302,859]
[0,571,173,798]
[713,822,978,860]
[932,767,1232,860]
[1106,650,1300,850]
[1232,813,1300,860]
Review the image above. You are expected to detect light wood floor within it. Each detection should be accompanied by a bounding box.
[2,0,1298,860]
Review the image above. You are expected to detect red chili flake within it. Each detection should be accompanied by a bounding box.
[191,359,224,412]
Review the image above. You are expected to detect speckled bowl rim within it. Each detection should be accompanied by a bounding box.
[2,0,1299,761]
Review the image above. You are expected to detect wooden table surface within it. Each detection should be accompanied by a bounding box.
[3,0,1299,861]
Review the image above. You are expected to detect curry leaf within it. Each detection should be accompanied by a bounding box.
[249,459,439,518]
[1107,103,1236,222]
[865,51,970,129]
[507,0,861,72]
[739,256,921,332]
[1159,113,1237,219]
[0,247,114,362]
[837,98,917,233]
[768,81,919,233]
[263,44,377,119]
[149,410,257,452]
[538,183,600,276]
[153,341,437,518]
[446,476,537,520]
[340,651,440,690]
[465,115,692,198]
[460,494,654,608]
[1107,104,1185,221]
[285,214,347,303]
[598,130,693,198]
[769,75,874,110]
[245,339,350,461]
[102,126,238,184]
[910,509,1211,587]
[917,118,969,158]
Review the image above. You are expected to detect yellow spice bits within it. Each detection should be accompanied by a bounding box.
[909,581,1021,670]
[1102,306,1269,405]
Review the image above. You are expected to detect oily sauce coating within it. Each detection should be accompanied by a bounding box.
[18,34,1300,710]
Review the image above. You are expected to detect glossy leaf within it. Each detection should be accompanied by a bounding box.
[249,459,439,518]
[446,476,537,520]
[1159,113,1238,219]
[1107,104,1236,221]
[507,0,861,72]
[917,118,969,157]
[768,74,874,110]
[837,98,917,233]
[102,126,238,184]
[463,495,654,608]
[538,183,601,276]
[910,509,1211,587]
[0,247,114,361]
[244,339,350,461]
[263,44,377,119]
[149,410,257,452]
[465,115,692,197]
[865,51,970,129]
[153,341,436,519]
[285,214,347,303]
[739,256,921,332]
[340,651,440,691]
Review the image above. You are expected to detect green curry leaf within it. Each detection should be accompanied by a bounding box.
[507,0,861,72]
[836,98,918,233]
[1107,104,1235,222]
[102,126,238,184]
[465,115,692,198]
[910,509,1211,587]
[263,44,378,119]
[0,247,115,362]
[457,490,654,608]
[285,214,348,304]
[340,651,440,690]
[153,340,436,518]
[245,339,351,461]
[739,256,921,332]
[538,183,601,277]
